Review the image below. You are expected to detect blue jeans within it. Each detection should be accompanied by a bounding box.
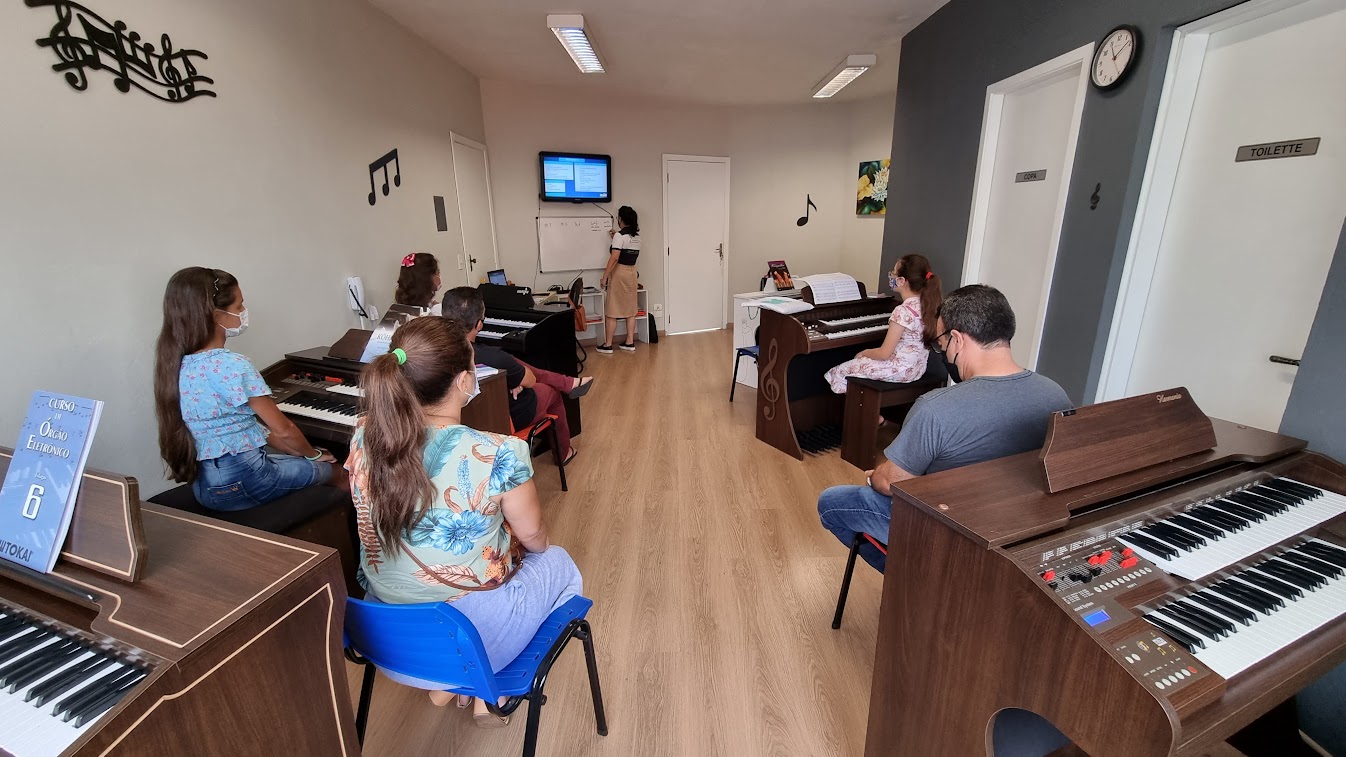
[818,484,893,572]
[192,447,331,511]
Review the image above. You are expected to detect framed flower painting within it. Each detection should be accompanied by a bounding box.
[857,159,889,216]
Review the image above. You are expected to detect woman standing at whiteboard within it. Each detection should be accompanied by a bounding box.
[597,206,641,354]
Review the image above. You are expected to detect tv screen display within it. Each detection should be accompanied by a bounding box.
[539,152,611,202]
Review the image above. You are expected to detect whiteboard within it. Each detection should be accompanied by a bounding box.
[537,216,614,272]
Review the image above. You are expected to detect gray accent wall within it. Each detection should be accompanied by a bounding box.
[881,0,1346,458]
[1281,221,1346,462]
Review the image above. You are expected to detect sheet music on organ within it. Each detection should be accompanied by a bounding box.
[798,273,862,304]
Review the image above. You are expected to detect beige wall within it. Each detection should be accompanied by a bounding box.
[480,80,894,325]
[0,0,484,494]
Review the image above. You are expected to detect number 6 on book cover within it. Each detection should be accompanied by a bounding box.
[0,391,103,573]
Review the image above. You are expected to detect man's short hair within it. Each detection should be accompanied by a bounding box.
[440,286,485,328]
[938,284,1016,347]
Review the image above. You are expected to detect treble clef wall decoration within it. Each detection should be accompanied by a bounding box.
[760,340,782,422]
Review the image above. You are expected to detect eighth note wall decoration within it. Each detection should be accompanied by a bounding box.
[367,149,401,206]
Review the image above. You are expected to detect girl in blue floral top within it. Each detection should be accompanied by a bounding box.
[346,316,581,726]
[153,267,346,510]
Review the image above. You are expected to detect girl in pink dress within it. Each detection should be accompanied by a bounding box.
[826,254,943,393]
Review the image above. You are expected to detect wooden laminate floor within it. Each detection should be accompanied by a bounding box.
[347,329,882,756]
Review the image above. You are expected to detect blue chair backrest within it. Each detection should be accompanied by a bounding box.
[345,597,502,702]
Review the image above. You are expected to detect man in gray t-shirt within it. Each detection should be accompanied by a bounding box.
[818,284,1072,573]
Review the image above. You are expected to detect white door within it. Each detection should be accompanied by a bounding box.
[964,46,1091,369]
[1115,0,1346,431]
[451,134,499,286]
[664,156,729,334]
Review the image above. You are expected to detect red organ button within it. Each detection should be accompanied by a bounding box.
[1087,554,1100,566]
[1042,570,1057,582]
[1121,548,1135,558]
[1100,550,1113,562]
[1120,556,1140,569]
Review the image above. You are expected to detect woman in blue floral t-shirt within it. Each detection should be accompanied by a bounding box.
[153,267,346,510]
[346,316,581,726]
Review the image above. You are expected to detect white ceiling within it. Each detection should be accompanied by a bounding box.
[368,0,952,106]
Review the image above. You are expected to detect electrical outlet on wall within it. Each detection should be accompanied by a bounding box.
[457,254,464,270]
[651,304,663,314]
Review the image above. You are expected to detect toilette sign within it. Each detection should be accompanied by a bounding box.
[1235,137,1320,162]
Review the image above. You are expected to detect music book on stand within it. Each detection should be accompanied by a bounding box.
[0,391,103,572]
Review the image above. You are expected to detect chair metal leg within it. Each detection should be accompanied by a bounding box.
[521,686,545,757]
[730,353,742,402]
[549,424,568,492]
[832,532,864,629]
[355,660,376,745]
[578,620,609,735]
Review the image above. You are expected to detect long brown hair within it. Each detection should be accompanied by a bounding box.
[359,316,474,552]
[896,254,943,343]
[394,252,439,308]
[154,267,238,482]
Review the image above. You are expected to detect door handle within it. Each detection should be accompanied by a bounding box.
[717,244,724,261]
[1269,355,1301,367]
[469,256,478,267]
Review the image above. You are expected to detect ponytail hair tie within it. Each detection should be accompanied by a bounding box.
[392,348,407,365]
[401,253,417,268]
[925,271,933,280]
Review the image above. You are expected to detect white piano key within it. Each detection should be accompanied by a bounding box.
[822,324,888,340]
[276,402,358,428]
[477,329,511,340]
[0,653,124,757]
[818,314,890,328]
[325,384,363,397]
[483,317,534,329]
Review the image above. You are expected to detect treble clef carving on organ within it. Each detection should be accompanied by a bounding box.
[760,340,781,421]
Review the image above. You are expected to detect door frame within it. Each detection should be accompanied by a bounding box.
[961,42,1093,369]
[1095,0,1330,402]
[662,154,731,335]
[449,132,501,281]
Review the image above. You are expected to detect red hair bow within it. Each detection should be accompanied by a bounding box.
[401,253,417,268]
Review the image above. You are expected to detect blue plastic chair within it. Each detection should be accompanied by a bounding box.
[344,595,607,757]
[730,325,763,402]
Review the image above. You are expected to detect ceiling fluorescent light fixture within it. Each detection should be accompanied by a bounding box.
[547,14,605,74]
[813,54,876,98]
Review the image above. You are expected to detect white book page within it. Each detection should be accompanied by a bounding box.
[798,273,861,304]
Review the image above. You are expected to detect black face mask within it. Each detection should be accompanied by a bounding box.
[941,352,961,384]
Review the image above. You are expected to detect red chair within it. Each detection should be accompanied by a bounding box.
[512,415,568,492]
[832,532,887,629]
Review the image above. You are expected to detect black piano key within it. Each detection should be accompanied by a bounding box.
[1190,506,1246,531]
[1172,599,1236,635]
[1225,491,1284,515]
[1137,525,1192,553]
[1149,522,1205,548]
[1256,561,1319,592]
[1264,558,1326,589]
[1164,602,1229,639]
[0,614,27,637]
[1189,591,1254,625]
[1169,514,1224,540]
[1300,541,1346,569]
[1237,571,1302,601]
[71,668,147,727]
[1210,581,1279,613]
[1248,485,1301,507]
[1208,499,1266,523]
[28,655,113,706]
[6,640,83,693]
[0,628,54,666]
[1262,478,1320,500]
[54,664,135,721]
[0,637,74,688]
[1280,550,1343,579]
[1144,614,1204,652]
[1118,532,1178,560]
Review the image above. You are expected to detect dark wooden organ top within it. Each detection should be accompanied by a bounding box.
[864,391,1346,756]
[0,448,357,755]
[755,283,892,459]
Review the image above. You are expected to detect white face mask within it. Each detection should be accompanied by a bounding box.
[460,370,480,405]
[219,308,249,338]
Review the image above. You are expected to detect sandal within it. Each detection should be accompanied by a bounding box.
[568,376,595,399]
[562,447,579,467]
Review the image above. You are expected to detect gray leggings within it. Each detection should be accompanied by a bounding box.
[377,545,583,689]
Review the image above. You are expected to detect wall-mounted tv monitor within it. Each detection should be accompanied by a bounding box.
[539,152,611,203]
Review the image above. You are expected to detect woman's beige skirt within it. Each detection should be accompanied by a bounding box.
[606,264,639,318]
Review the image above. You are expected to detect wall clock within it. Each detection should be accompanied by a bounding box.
[1092,25,1140,90]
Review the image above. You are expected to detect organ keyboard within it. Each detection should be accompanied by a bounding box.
[477,283,584,436]
[864,391,1346,756]
[0,448,358,755]
[755,283,895,458]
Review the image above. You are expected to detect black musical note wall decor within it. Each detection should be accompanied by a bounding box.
[796,194,818,227]
[24,0,215,102]
[1089,182,1102,210]
[367,149,401,206]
